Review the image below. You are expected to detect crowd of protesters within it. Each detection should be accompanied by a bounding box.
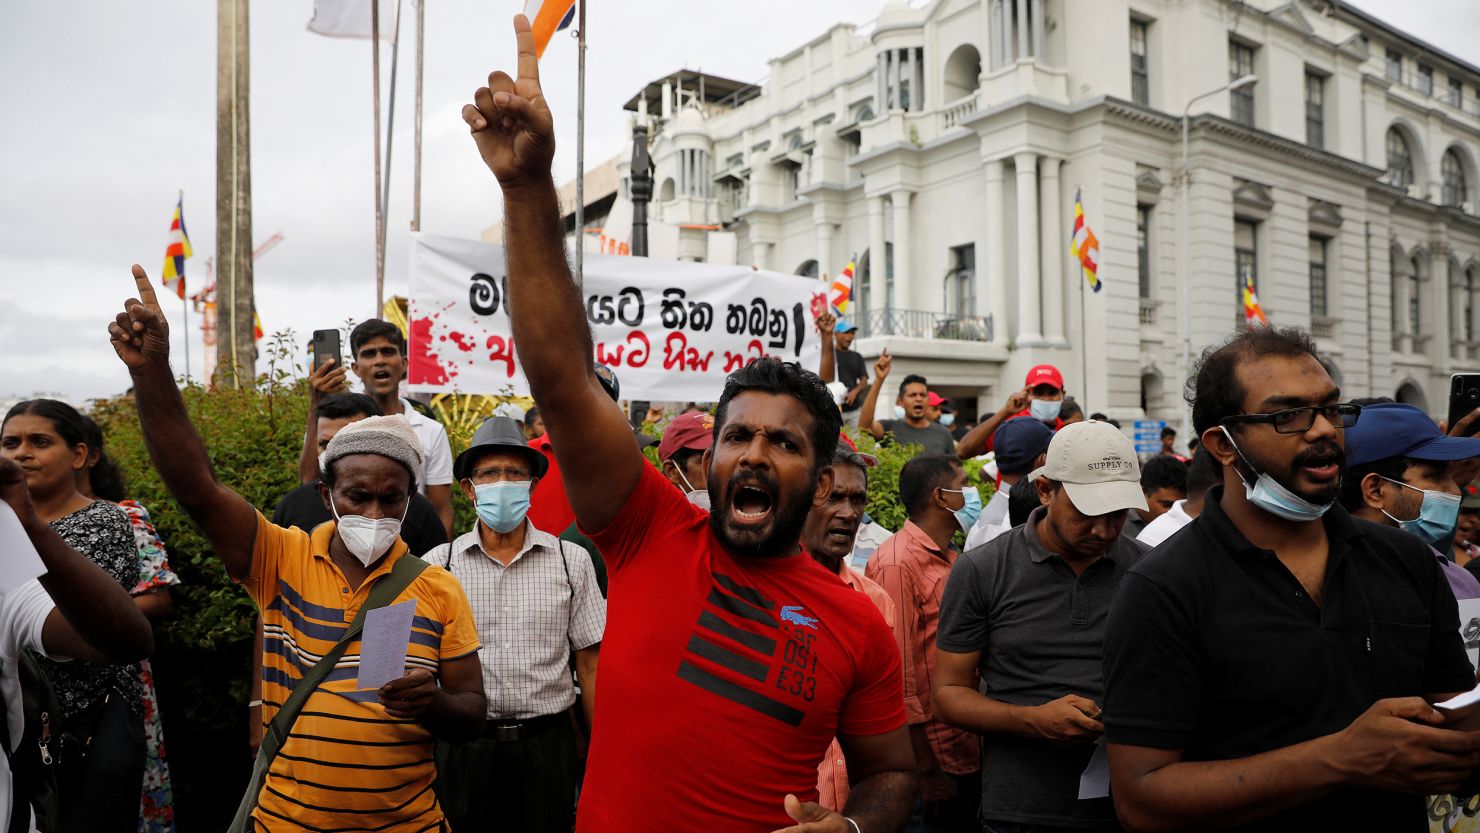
[9,14,1480,833]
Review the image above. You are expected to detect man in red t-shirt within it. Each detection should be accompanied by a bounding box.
[460,18,915,833]
[956,364,1068,459]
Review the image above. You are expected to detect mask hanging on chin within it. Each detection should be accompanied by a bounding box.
[893,405,907,420]
[1219,427,1334,522]
[942,486,983,532]
[671,463,711,512]
[331,501,407,567]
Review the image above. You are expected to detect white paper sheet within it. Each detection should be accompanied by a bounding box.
[1436,684,1480,712]
[0,503,48,595]
[356,599,417,691]
[1077,738,1111,800]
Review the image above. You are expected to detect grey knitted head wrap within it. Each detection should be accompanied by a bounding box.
[321,415,424,482]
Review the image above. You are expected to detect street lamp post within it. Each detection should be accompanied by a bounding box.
[1178,74,1256,447]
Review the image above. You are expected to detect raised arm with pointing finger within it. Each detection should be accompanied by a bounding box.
[462,16,642,533]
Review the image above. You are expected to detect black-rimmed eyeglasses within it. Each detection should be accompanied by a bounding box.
[1221,403,1361,434]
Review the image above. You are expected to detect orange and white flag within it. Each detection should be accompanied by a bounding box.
[524,0,576,59]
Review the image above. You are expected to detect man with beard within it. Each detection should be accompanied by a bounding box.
[1103,326,1480,832]
[459,17,914,833]
[801,448,899,812]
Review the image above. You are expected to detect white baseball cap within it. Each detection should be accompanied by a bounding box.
[1028,421,1148,516]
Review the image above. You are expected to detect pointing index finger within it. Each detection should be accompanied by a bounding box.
[513,14,540,85]
[130,264,162,315]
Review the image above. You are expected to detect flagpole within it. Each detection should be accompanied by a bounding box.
[1077,188,1087,409]
[412,0,424,232]
[372,0,385,317]
[381,0,403,275]
[573,0,586,289]
[179,189,191,385]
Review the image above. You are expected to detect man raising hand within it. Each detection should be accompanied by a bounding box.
[463,16,914,833]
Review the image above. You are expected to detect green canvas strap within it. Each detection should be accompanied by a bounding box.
[227,554,430,833]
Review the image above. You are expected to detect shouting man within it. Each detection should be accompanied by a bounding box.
[459,16,914,833]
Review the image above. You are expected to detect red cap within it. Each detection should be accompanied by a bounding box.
[658,412,715,461]
[1024,364,1064,391]
[927,391,949,407]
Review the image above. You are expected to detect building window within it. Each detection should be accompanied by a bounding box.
[1385,49,1403,83]
[1418,64,1434,96]
[1136,205,1152,298]
[1409,255,1423,339]
[946,244,976,317]
[1451,78,1464,108]
[1305,72,1325,150]
[1443,148,1468,207]
[1229,41,1256,127]
[1386,127,1414,189]
[885,242,896,311]
[1309,236,1328,318]
[1235,219,1258,324]
[1130,19,1150,106]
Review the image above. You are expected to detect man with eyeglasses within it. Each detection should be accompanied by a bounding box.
[1103,326,1480,832]
[424,416,605,833]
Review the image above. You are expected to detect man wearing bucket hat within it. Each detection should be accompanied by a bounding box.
[932,421,1148,831]
[1338,401,1480,601]
[425,416,605,833]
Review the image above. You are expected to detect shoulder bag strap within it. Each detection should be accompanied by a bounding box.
[226,554,430,833]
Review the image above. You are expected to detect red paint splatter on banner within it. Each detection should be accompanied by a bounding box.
[408,315,449,386]
[449,331,476,353]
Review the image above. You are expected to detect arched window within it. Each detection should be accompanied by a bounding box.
[795,260,819,279]
[658,178,676,202]
[1397,381,1428,411]
[1443,148,1469,207]
[943,45,982,101]
[1386,127,1415,188]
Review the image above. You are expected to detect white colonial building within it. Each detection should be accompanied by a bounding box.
[496,0,1480,425]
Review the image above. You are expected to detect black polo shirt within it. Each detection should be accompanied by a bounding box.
[1103,485,1473,832]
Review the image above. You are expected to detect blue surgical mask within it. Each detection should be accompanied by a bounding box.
[1380,476,1462,547]
[473,481,532,533]
[940,413,956,427]
[893,405,907,420]
[1030,399,1062,423]
[941,486,982,532]
[1219,427,1333,522]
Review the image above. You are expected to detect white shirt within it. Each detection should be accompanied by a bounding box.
[0,580,67,833]
[1136,499,1194,548]
[424,523,605,719]
[398,398,454,492]
[964,487,1013,551]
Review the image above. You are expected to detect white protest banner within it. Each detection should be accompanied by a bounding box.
[407,233,827,401]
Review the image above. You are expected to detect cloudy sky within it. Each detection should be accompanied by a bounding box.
[1,0,1475,403]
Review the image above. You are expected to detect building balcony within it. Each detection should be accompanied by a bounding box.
[858,308,993,342]
[941,92,980,131]
[1310,316,1337,341]
[1139,298,1157,326]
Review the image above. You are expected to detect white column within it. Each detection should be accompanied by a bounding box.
[903,48,914,111]
[1015,152,1043,344]
[995,0,1009,68]
[890,50,902,110]
[877,53,887,111]
[1395,259,1413,354]
[984,158,1008,345]
[892,191,914,311]
[869,196,888,329]
[1039,156,1065,342]
[754,241,772,271]
[1014,0,1028,62]
[1453,276,1466,361]
[1031,0,1045,60]
[817,222,835,282]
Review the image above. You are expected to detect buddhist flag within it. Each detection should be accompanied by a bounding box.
[830,261,855,316]
[254,311,265,342]
[524,0,576,59]
[1243,274,1269,327]
[1070,189,1101,293]
[161,196,192,301]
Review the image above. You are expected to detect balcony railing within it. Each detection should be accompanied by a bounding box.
[1139,298,1157,326]
[941,92,980,130]
[1310,316,1335,340]
[859,308,993,342]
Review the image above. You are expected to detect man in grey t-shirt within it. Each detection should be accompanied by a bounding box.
[858,351,957,458]
[931,422,1149,831]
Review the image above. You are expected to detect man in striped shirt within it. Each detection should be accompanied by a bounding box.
[107,272,486,833]
[425,416,604,832]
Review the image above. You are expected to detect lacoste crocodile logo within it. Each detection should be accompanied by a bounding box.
[780,606,818,629]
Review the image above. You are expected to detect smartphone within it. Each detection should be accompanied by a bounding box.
[1448,374,1480,437]
[311,329,341,373]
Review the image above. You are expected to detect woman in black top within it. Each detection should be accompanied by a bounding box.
[1,400,143,833]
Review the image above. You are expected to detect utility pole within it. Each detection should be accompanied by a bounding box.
[216,0,256,389]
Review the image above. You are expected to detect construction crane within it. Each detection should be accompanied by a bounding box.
[192,232,285,383]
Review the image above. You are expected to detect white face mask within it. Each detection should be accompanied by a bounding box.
[670,462,712,512]
[330,500,407,567]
